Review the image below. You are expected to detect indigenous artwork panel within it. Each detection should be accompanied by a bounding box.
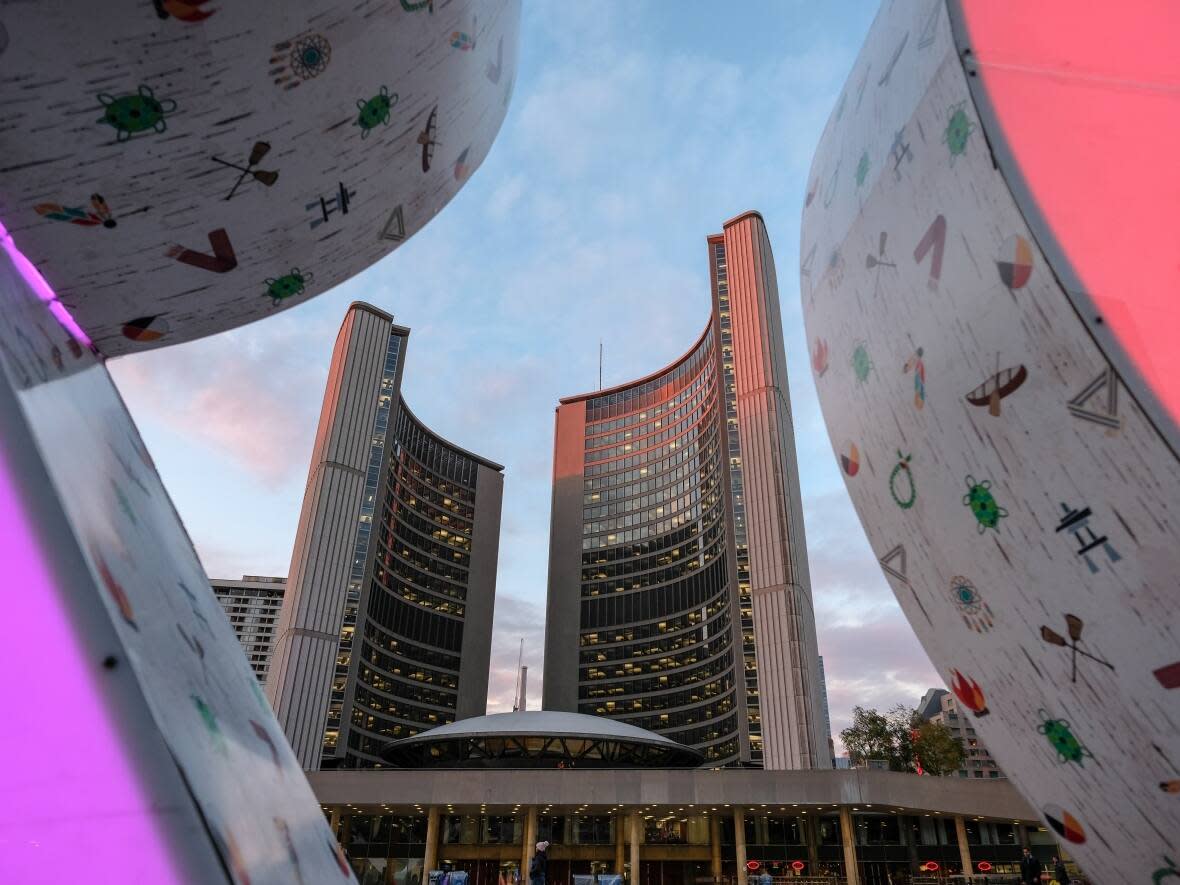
[0,0,520,354]
[799,3,1180,883]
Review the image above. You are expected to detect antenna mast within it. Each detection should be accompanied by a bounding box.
[599,340,603,390]
[511,637,524,712]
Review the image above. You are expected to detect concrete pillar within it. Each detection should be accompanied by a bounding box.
[954,816,973,878]
[523,807,538,881]
[733,809,747,885]
[629,812,642,885]
[803,816,819,870]
[424,807,441,876]
[710,814,722,882]
[616,812,627,875]
[329,807,342,840]
[838,807,860,885]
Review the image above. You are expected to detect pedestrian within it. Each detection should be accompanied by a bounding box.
[758,869,772,885]
[530,841,550,885]
[1020,847,1043,885]
[1052,856,1068,884]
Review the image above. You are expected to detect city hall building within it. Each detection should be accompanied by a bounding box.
[311,712,1063,885]
[544,213,830,770]
[267,303,504,770]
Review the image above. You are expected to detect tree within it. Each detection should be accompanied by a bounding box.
[841,705,908,771]
[911,717,965,776]
[840,704,964,775]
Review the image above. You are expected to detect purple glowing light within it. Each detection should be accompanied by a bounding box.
[0,439,184,883]
[0,224,180,881]
[0,219,94,349]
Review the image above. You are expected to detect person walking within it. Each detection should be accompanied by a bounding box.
[529,841,550,885]
[1052,856,1069,884]
[1020,847,1043,885]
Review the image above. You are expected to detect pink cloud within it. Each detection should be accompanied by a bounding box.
[109,317,332,487]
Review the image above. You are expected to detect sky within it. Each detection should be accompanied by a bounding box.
[108,0,939,753]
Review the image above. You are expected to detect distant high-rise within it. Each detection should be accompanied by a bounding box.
[267,303,504,770]
[543,213,831,769]
[211,575,287,682]
[919,688,1005,780]
[817,655,834,762]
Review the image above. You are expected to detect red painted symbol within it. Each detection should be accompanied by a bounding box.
[154,0,216,22]
[1153,661,1180,690]
[790,861,805,873]
[94,550,137,630]
[913,214,946,291]
[977,861,993,872]
[167,228,237,273]
[950,668,989,717]
[921,862,940,872]
[746,862,760,871]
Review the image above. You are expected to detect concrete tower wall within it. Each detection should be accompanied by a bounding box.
[267,305,400,769]
[724,214,830,769]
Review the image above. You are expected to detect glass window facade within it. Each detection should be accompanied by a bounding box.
[574,328,741,764]
[323,363,488,767]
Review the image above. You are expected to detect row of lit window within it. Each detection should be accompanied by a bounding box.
[584,443,720,509]
[581,534,725,598]
[583,485,704,538]
[363,621,461,673]
[581,648,734,699]
[579,511,714,569]
[584,344,713,439]
[363,642,459,690]
[580,609,730,665]
[583,436,709,489]
[584,395,712,463]
[392,460,476,513]
[583,423,706,478]
[580,600,727,650]
[584,329,714,424]
[394,407,481,489]
[584,367,713,449]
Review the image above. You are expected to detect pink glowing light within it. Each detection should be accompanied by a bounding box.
[959,1,1180,430]
[0,220,93,349]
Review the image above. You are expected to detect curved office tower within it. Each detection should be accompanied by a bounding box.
[267,303,503,770]
[544,213,830,770]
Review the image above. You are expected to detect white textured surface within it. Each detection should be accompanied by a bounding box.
[800,3,1180,883]
[0,0,519,354]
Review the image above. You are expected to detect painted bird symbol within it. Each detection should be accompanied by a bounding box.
[36,194,116,228]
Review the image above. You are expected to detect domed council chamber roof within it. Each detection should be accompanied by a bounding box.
[382,711,705,768]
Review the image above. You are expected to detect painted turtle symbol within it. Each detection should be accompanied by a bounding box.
[851,341,873,383]
[356,85,398,137]
[264,268,313,304]
[98,85,177,141]
[962,475,1007,532]
[1036,710,1092,766]
[943,102,975,162]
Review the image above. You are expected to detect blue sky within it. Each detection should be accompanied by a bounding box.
[109,0,938,750]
